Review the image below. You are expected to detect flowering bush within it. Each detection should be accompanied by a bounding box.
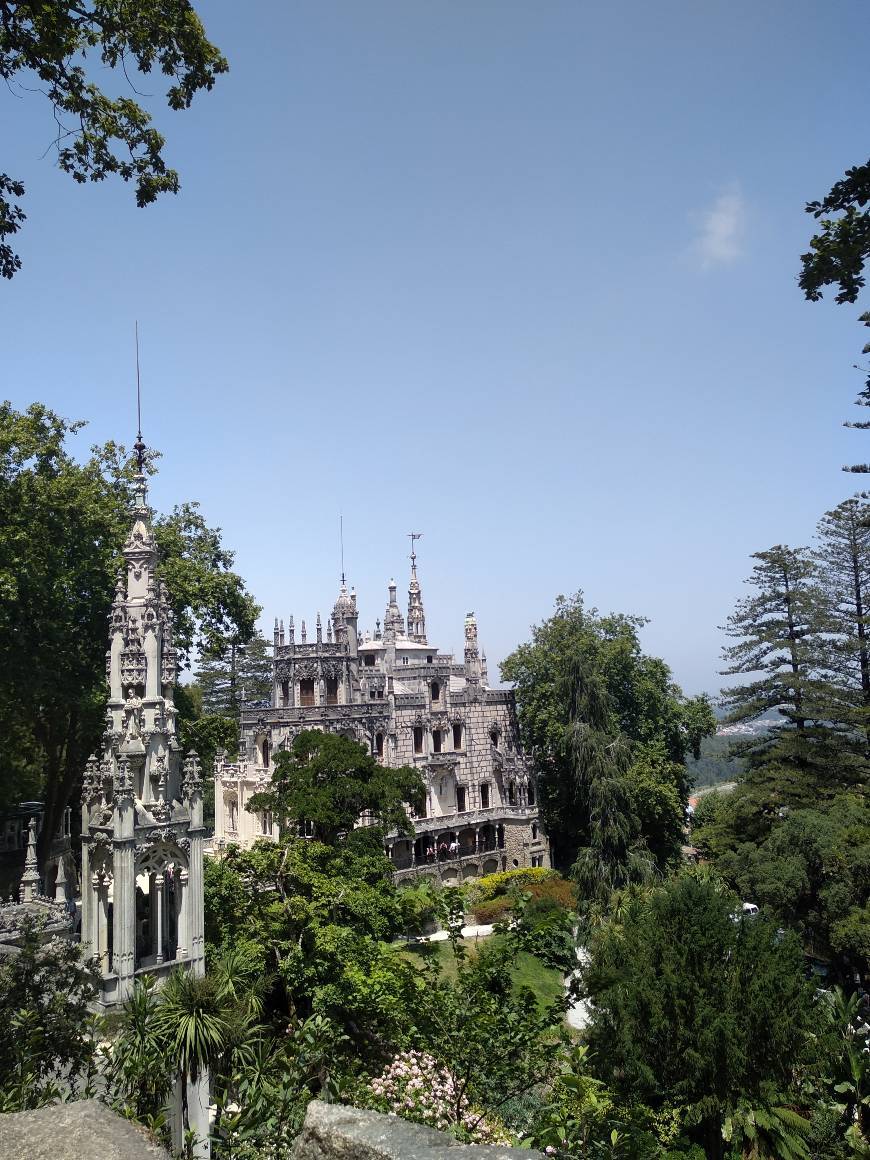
[366,1049,512,1144]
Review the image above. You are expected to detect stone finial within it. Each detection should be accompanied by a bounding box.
[289,615,295,644]
[183,750,202,797]
[54,855,67,902]
[316,613,322,644]
[301,619,307,644]
[19,817,40,903]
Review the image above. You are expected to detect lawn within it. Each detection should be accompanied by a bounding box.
[397,934,565,1012]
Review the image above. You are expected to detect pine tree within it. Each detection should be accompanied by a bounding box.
[720,546,825,733]
[195,633,272,716]
[815,497,870,739]
[720,544,865,792]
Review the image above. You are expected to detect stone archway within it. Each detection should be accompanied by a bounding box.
[135,842,188,969]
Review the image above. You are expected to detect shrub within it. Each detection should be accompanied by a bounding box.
[365,1049,512,1144]
[472,896,515,925]
[525,877,577,912]
[473,868,558,903]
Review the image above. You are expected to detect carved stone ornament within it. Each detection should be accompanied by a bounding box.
[114,757,134,797]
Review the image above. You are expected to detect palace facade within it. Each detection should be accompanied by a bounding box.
[213,551,550,882]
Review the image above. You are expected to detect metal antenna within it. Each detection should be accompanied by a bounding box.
[133,320,146,471]
[340,514,345,584]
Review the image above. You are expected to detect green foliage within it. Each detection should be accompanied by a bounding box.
[501,592,714,870]
[205,837,414,1056]
[472,866,559,902]
[526,1045,649,1159]
[195,632,273,715]
[248,729,424,846]
[583,875,816,1160]
[472,896,515,924]
[0,1,227,277]
[687,732,745,790]
[696,793,870,976]
[0,919,100,1111]
[406,930,568,1131]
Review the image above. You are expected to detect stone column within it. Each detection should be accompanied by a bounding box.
[176,868,189,958]
[155,874,165,965]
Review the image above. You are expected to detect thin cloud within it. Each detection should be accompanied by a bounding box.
[691,186,746,268]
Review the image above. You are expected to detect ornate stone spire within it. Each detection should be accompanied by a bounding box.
[19,817,40,903]
[464,612,481,687]
[406,533,427,644]
[383,579,405,642]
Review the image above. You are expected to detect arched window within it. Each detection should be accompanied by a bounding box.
[413,726,424,754]
[431,680,440,702]
[528,782,536,806]
[508,781,516,806]
[452,723,462,750]
[375,732,384,758]
[261,739,270,767]
[433,729,442,754]
[489,725,500,748]
[531,823,538,840]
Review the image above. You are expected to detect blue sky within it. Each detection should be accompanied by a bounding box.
[3,1,869,695]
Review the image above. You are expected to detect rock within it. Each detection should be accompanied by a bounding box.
[0,1099,170,1160]
[289,1100,542,1159]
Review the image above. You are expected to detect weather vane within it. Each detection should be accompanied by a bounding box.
[408,531,422,565]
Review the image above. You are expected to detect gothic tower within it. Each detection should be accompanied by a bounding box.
[81,451,205,1009]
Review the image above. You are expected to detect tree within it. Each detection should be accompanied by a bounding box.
[564,662,656,906]
[152,969,231,1153]
[0,403,259,855]
[583,874,815,1160]
[0,1,227,278]
[720,543,867,797]
[195,631,273,716]
[721,546,823,733]
[800,162,870,472]
[248,730,424,847]
[0,918,100,1111]
[815,497,870,741]
[501,593,715,870]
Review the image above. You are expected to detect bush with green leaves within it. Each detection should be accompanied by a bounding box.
[471,866,558,904]
[0,918,100,1112]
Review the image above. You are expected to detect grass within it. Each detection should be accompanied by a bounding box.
[397,934,565,1011]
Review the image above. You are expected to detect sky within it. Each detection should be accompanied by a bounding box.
[3,0,870,696]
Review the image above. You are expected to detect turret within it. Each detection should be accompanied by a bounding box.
[332,580,359,655]
[464,612,481,686]
[383,579,405,641]
[407,537,427,644]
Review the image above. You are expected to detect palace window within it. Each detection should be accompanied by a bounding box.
[528,782,536,806]
[456,786,467,813]
[431,681,440,702]
[480,783,490,809]
[364,654,375,667]
[531,823,538,840]
[427,655,433,664]
[376,732,384,758]
[325,677,339,705]
[413,726,424,754]
[508,781,516,806]
[433,730,442,754]
[299,678,315,707]
[489,725,500,747]
[452,723,462,750]
[261,739,271,767]
[281,680,289,706]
